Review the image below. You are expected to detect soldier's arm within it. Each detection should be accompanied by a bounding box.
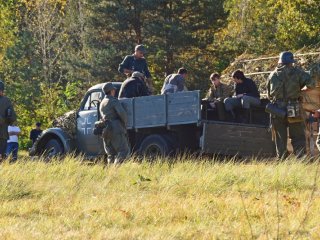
[300,69,315,89]
[144,60,152,78]
[177,76,185,92]
[6,99,17,124]
[118,56,132,75]
[115,101,128,126]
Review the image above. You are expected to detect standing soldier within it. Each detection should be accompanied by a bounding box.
[118,44,153,93]
[100,82,130,164]
[0,80,17,160]
[267,51,315,159]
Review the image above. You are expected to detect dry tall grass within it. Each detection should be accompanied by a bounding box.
[0,155,319,239]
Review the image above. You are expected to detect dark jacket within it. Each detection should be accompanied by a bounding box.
[118,55,151,78]
[235,78,260,98]
[0,96,17,140]
[118,77,150,99]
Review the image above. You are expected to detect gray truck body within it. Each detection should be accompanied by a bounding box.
[31,82,275,158]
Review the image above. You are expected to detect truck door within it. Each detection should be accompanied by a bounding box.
[76,90,104,156]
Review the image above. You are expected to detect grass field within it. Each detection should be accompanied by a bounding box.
[0,155,319,239]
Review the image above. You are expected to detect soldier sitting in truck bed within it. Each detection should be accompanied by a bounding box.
[224,70,261,123]
[203,73,233,121]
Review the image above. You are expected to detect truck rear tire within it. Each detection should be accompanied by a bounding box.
[44,139,64,158]
[138,134,172,158]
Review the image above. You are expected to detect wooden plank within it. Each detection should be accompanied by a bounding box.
[202,122,276,157]
[134,95,166,128]
[167,91,201,125]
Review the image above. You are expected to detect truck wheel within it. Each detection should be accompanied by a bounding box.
[138,134,172,158]
[44,139,64,158]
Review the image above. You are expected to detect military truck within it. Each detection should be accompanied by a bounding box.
[30,82,276,158]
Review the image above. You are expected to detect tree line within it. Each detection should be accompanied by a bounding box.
[0,0,319,148]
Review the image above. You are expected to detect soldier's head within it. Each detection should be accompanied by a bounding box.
[102,82,117,96]
[132,71,145,81]
[231,70,245,83]
[278,51,295,65]
[134,44,146,59]
[210,73,221,86]
[177,68,188,79]
[36,122,41,130]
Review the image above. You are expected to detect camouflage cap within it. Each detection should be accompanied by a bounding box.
[102,82,116,94]
[0,81,4,91]
[135,44,146,54]
[132,71,145,79]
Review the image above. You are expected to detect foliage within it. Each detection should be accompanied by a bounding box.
[0,0,319,148]
[0,156,319,238]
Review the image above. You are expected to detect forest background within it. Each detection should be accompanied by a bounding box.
[0,0,319,148]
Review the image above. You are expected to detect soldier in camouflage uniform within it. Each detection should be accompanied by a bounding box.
[0,80,17,160]
[205,73,233,121]
[100,82,130,164]
[267,51,315,158]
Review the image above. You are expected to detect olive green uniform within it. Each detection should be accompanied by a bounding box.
[99,95,130,163]
[205,83,232,121]
[0,96,17,158]
[267,65,315,158]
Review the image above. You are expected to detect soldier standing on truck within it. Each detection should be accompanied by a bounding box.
[204,73,233,121]
[161,68,188,94]
[100,82,130,164]
[267,51,315,159]
[118,44,153,93]
[0,80,17,160]
[118,71,150,99]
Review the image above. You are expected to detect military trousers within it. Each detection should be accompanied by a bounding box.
[103,132,130,164]
[272,117,306,158]
[209,100,226,121]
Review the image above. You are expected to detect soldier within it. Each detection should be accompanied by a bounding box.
[0,80,17,160]
[100,82,130,164]
[267,51,315,159]
[118,44,153,93]
[224,70,260,122]
[161,68,188,94]
[118,71,150,99]
[205,73,233,121]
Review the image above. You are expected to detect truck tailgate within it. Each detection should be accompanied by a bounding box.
[202,122,276,157]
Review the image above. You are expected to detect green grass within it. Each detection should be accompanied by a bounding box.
[0,155,319,239]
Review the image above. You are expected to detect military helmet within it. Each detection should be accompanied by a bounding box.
[132,71,145,79]
[102,82,116,94]
[0,81,4,91]
[135,44,146,54]
[278,51,295,64]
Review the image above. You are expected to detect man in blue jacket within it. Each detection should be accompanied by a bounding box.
[224,70,260,122]
[118,45,153,93]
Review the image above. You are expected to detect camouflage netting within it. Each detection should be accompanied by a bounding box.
[52,110,77,138]
[220,45,320,98]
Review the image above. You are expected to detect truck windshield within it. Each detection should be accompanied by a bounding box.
[83,91,103,111]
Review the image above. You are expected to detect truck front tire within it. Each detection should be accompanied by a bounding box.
[44,139,64,157]
[138,134,173,158]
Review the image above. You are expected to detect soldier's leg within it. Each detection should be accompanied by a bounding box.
[272,117,288,159]
[241,95,260,109]
[103,139,116,164]
[288,121,306,157]
[214,100,226,121]
[112,133,131,164]
[224,98,241,119]
[0,139,7,161]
